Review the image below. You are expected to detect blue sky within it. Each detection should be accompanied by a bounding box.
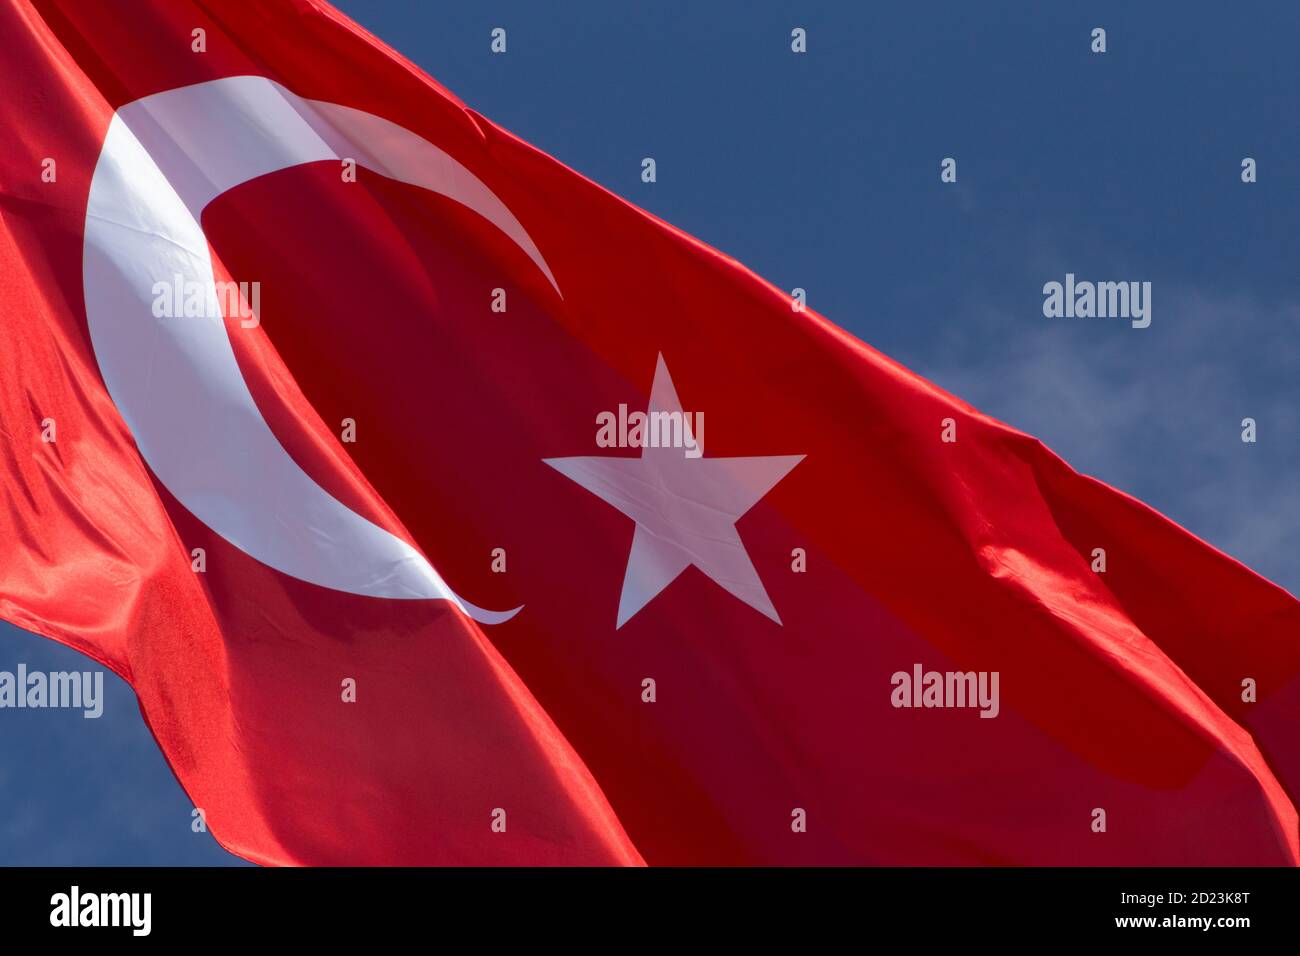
[3,0,1298,864]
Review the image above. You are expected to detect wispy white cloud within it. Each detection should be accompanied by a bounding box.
[906,288,1300,596]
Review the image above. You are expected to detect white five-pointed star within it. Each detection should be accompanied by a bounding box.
[545,355,804,628]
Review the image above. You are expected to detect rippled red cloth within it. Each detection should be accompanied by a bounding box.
[2,0,1298,864]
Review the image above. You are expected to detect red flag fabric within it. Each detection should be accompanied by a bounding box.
[2,0,1299,865]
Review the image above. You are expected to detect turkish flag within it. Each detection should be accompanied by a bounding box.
[2,0,1299,866]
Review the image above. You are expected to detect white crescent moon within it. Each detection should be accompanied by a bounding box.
[82,76,553,624]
